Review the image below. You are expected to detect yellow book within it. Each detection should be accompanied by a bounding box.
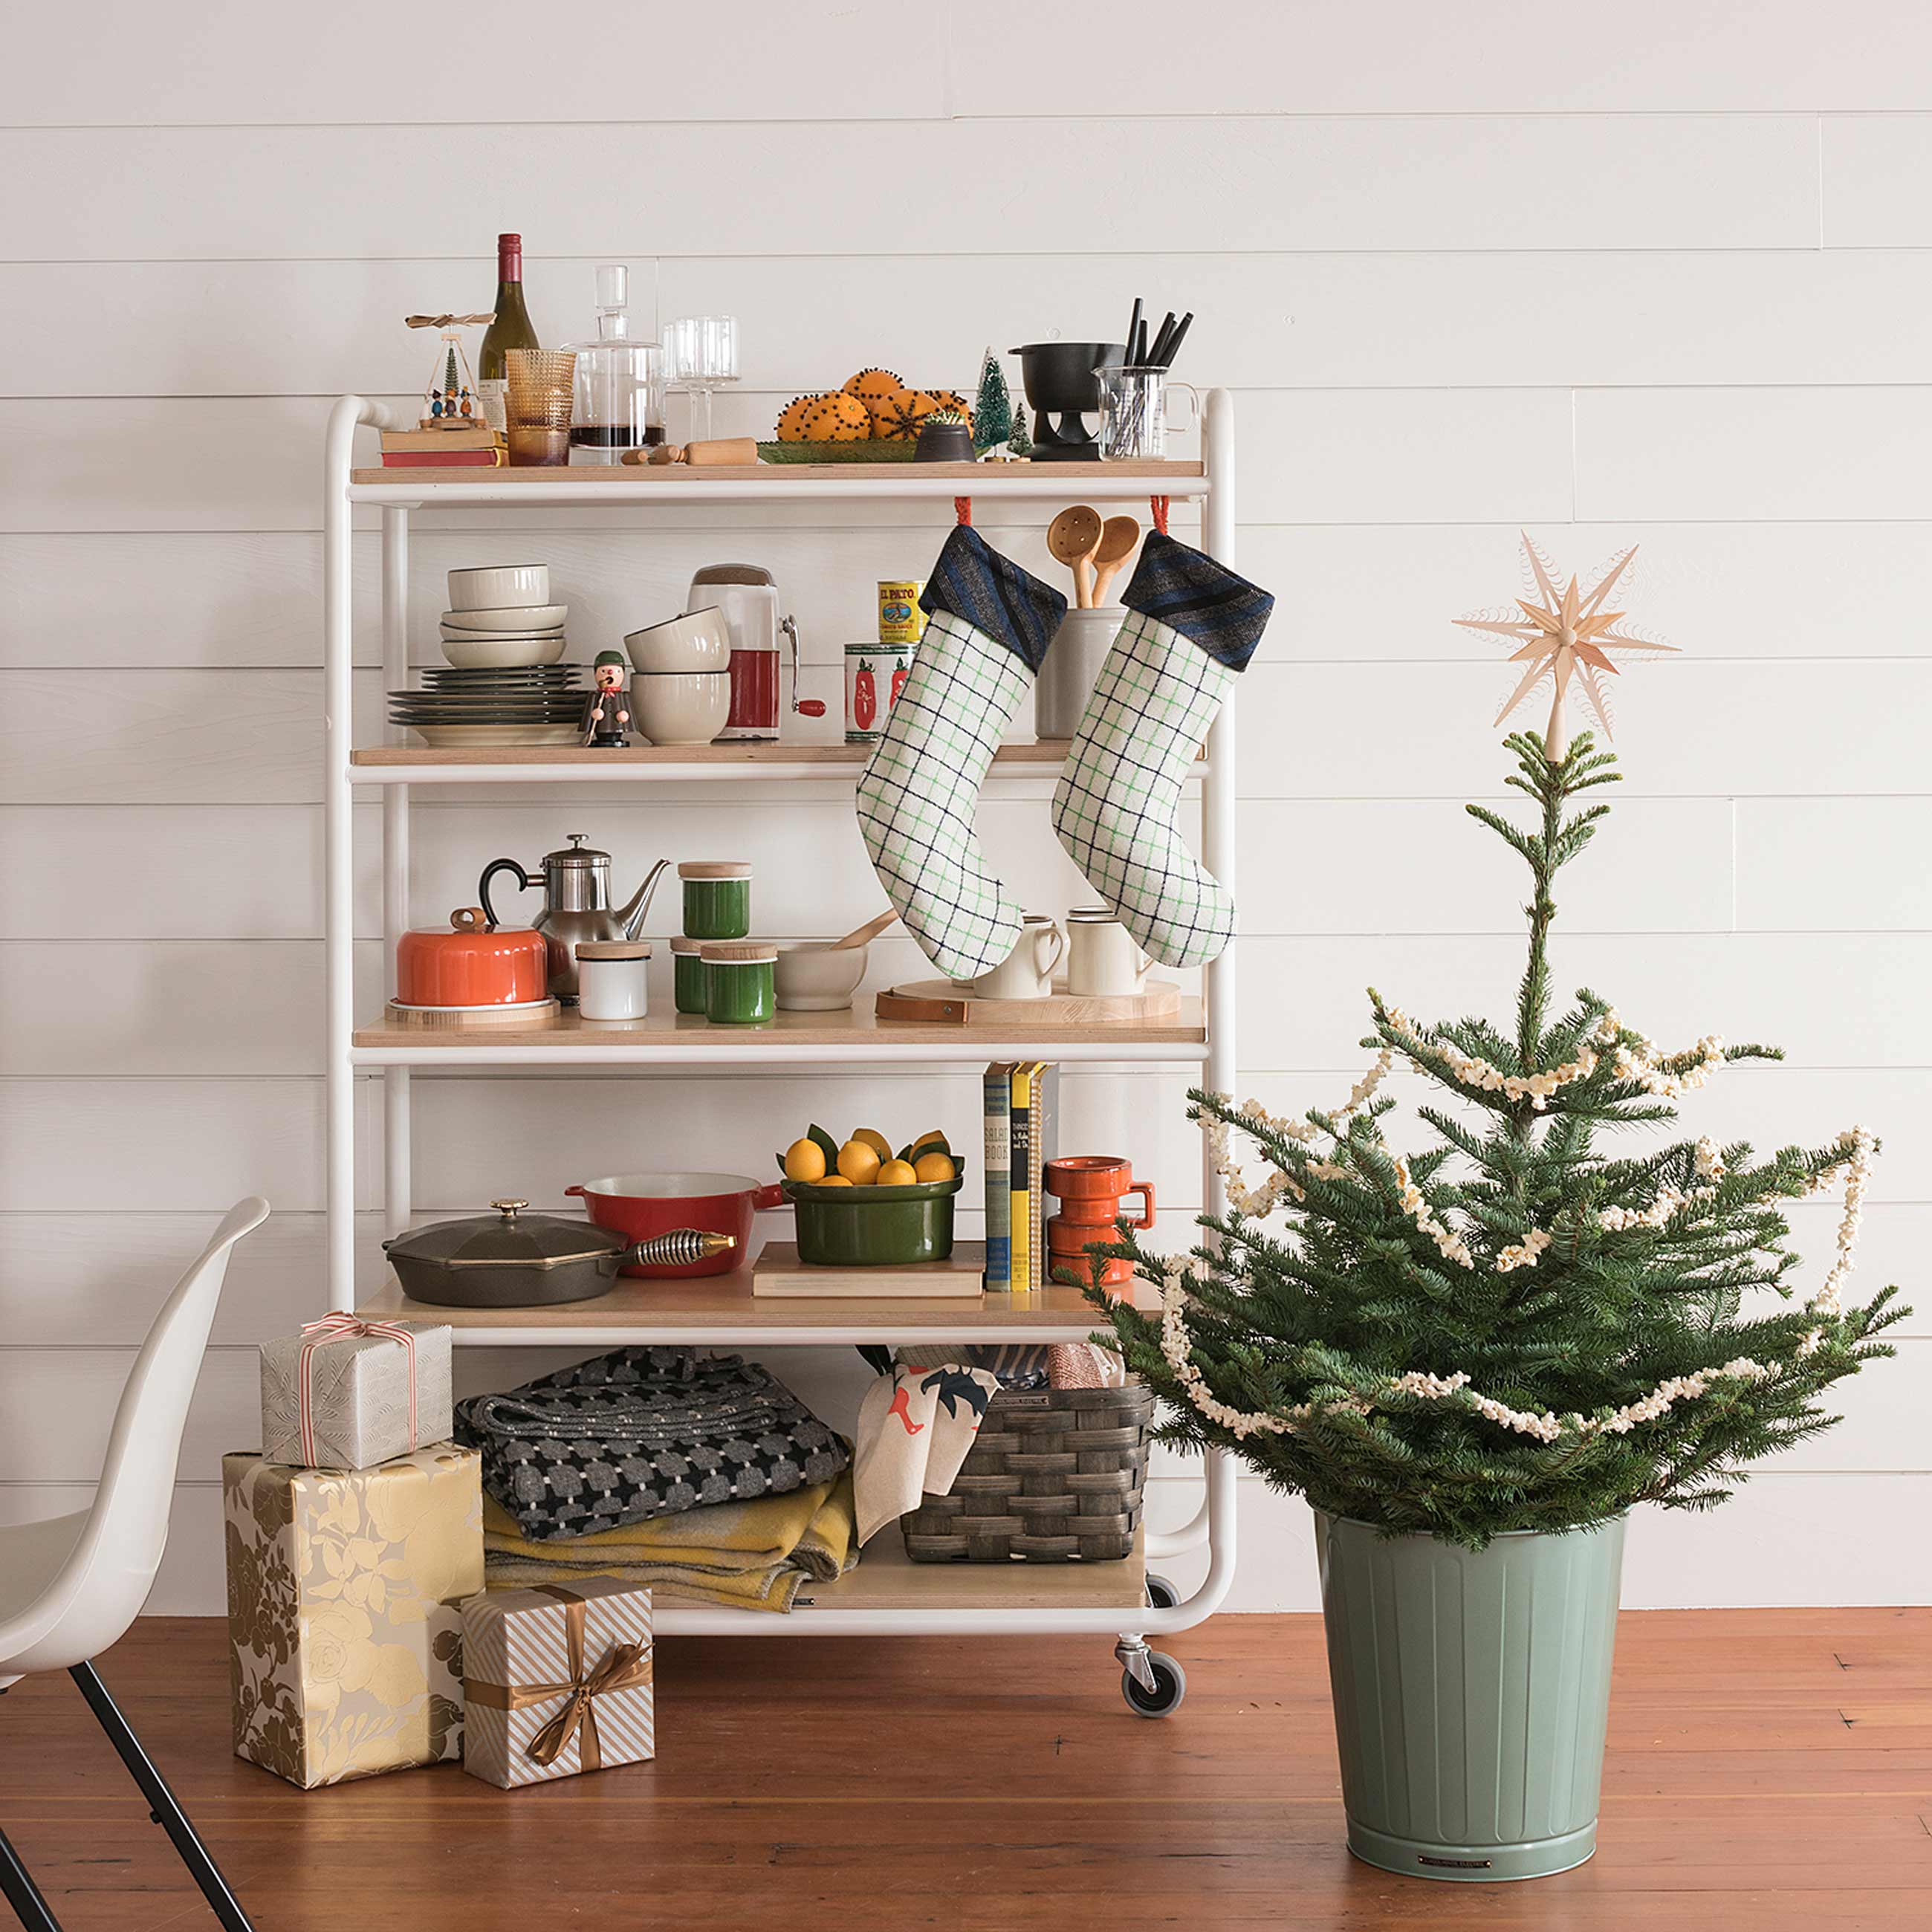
[1009,1060,1043,1294]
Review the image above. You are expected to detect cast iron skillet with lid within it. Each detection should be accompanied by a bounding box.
[384,1199,731,1307]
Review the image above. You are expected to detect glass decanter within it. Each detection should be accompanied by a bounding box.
[565,265,664,464]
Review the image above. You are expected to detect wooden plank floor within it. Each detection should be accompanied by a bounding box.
[1,1610,1928,1931]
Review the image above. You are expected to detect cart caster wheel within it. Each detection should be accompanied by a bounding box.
[1144,1573,1179,1611]
[1121,1652,1187,1718]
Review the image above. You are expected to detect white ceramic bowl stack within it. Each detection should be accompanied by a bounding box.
[623,609,733,745]
[441,565,568,668]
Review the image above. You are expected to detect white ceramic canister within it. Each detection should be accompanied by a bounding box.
[574,939,652,1020]
[1034,606,1125,739]
[1066,907,1151,996]
[845,641,915,744]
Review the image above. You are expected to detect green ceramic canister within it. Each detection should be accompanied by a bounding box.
[701,942,776,1024]
[782,1167,967,1265]
[670,936,708,1015]
[1314,1511,1627,1882]
[679,861,752,939]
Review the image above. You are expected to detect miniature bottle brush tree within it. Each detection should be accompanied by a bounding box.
[1095,730,1905,1547]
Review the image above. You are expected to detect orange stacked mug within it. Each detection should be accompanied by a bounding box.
[1043,1156,1155,1291]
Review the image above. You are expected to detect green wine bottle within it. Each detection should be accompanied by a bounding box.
[476,233,538,434]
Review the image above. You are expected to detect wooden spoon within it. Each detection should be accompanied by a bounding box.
[1088,515,1141,607]
[828,908,898,951]
[1046,504,1103,608]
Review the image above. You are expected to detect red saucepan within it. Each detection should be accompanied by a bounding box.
[565,1172,788,1278]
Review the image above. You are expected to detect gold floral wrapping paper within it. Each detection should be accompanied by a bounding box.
[222,1444,482,1789]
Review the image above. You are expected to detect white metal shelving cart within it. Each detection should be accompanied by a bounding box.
[322,394,1241,1711]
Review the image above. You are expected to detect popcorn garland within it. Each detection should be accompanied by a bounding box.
[1165,1086,1878,1445]
[1381,1005,1728,1112]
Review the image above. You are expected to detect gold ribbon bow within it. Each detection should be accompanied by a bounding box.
[467,1586,653,1771]
[405,313,497,330]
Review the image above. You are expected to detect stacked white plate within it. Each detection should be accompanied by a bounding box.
[441,564,567,668]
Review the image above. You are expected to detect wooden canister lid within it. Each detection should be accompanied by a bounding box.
[575,940,652,960]
[678,861,752,879]
[700,941,777,962]
[669,936,707,956]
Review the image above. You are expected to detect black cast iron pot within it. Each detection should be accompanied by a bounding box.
[383,1199,733,1307]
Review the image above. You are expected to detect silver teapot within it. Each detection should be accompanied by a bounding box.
[479,835,668,1003]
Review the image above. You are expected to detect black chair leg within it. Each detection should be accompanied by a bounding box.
[0,1824,63,1932]
[67,1663,254,1932]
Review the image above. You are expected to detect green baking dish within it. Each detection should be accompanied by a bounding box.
[780,1163,969,1266]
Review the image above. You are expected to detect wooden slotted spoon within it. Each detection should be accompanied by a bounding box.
[1046,504,1103,608]
[1088,515,1141,607]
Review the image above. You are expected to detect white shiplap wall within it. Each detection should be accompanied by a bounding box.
[4,1,1927,1615]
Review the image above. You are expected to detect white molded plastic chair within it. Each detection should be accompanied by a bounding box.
[0,1198,268,1932]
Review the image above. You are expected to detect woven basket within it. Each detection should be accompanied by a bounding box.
[899,1382,1154,1563]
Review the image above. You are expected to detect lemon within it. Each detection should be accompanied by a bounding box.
[837,1139,882,1184]
[876,1158,918,1187]
[784,1137,828,1183]
[850,1127,893,1163]
[817,1174,855,1187]
[910,1129,950,1157]
[912,1150,956,1184]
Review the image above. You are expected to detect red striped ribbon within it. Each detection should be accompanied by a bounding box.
[295,1312,418,1463]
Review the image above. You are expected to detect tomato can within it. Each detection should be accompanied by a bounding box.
[877,580,926,645]
[846,641,915,744]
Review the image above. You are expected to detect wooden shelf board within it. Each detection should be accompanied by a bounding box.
[353,459,1202,487]
[351,739,1083,771]
[358,1266,1148,1339]
[352,999,1206,1053]
[794,1528,1146,1614]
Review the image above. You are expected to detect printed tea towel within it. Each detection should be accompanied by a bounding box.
[853,1361,1001,1544]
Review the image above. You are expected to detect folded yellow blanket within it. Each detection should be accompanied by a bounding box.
[482,1473,858,1615]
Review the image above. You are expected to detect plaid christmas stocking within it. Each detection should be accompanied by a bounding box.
[856,526,1066,979]
[1052,531,1274,968]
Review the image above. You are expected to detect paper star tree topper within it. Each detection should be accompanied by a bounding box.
[1455,534,1679,759]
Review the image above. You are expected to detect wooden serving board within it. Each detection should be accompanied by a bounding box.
[383,997,561,1029]
[752,1241,988,1299]
[873,979,1181,1028]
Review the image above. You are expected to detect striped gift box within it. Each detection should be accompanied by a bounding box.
[461,1580,654,1789]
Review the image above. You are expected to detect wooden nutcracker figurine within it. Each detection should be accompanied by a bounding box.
[582,651,633,748]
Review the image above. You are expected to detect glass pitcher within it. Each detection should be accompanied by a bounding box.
[1098,368,1199,461]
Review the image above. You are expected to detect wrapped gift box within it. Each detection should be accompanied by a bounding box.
[462,1579,655,1789]
[259,1315,453,1471]
[223,1444,482,1789]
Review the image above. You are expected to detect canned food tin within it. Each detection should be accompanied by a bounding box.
[877,580,926,645]
[846,642,915,744]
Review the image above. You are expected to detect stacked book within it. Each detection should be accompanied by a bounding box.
[380,424,507,468]
[982,1061,1058,1293]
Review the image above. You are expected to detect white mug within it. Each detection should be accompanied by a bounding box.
[963,915,1066,1000]
[1066,909,1151,996]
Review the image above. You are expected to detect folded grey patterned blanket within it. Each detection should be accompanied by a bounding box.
[454,1346,849,1542]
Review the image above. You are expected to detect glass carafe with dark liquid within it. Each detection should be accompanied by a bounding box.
[566,265,664,464]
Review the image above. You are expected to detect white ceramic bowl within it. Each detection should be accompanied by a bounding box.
[632,670,731,746]
[441,622,565,642]
[625,607,732,673]
[438,603,568,633]
[438,635,568,669]
[773,939,870,1012]
[448,564,549,612]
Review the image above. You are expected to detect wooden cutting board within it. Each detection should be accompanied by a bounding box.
[873,979,1181,1026]
[751,1241,988,1298]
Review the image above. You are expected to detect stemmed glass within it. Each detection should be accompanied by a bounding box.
[663,315,739,441]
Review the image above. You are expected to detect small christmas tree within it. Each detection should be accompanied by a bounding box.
[1095,730,1905,1549]
[972,347,1014,456]
[1007,399,1030,458]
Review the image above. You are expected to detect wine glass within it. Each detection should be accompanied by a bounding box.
[664,315,739,441]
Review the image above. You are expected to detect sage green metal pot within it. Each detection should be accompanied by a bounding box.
[1314,1510,1626,1883]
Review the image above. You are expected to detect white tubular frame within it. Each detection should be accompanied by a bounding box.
[321,394,1240,1641]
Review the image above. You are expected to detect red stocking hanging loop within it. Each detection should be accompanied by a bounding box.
[1150,494,1170,535]
[954,496,973,526]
